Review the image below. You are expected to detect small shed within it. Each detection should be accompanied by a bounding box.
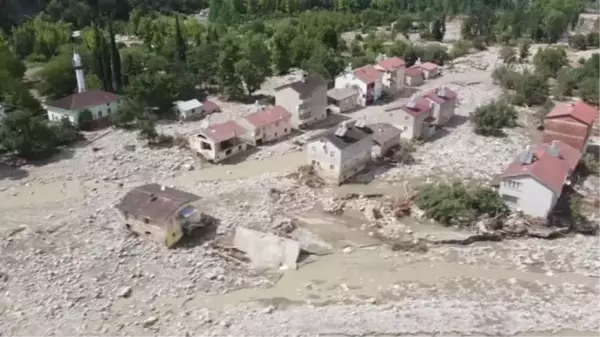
[327,87,359,113]
[404,66,424,87]
[175,99,203,120]
[115,184,202,248]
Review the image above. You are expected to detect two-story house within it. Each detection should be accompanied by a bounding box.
[542,101,599,153]
[423,85,458,126]
[274,74,328,129]
[497,140,581,218]
[386,97,435,140]
[374,54,406,96]
[237,105,292,145]
[306,120,373,184]
[189,121,248,163]
[414,58,441,79]
[334,64,383,107]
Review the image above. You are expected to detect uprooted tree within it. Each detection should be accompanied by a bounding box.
[414,182,508,227]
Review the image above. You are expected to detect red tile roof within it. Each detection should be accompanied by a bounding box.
[46,90,120,110]
[377,57,406,72]
[419,62,439,71]
[499,141,581,194]
[401,97,432,117]
[541,130,587,152]
[424,86,458,104]
[353,66,383,84]
[405,66,423,77]
[244,105,291,128]
[202,99,220,114]
[546,102,599,126]
[201,121,246,143]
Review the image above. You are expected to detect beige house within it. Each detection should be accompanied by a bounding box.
[414,59,441,80]
[189,121,248,163]
[327,87,360,113]
[274,73,328,129]
[423,86,458,126]
[238,104,293,145]
[404,66,424,87]
[374,55,406,95]
[386,97,436,140]
[364,123,403,158]
[115,184,203,248]
[306,120,373,184]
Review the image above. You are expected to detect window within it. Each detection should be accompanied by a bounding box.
[107,108,112,114]
[330,151,335,157]
[505,180,522,190]
[502,194,519,204]
[284,128,288,132]
[274,132,278,137]
[107,102,110,106]
[143,217,150,224]
[98,111,103,117]
[144,231,151,236]
[238,145,242,150]
[330,165,334,170]
[405,116,409,120]
[275,122,279,127]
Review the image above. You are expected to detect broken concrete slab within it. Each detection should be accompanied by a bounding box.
[291,227,334,256]
[233,227,300,270]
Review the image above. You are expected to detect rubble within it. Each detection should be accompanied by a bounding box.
[288,165,325,188]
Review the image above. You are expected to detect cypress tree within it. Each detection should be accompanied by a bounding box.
[108,20,123,93]
[99,32,114,92]
[92,23,109,91]
[174,16,187,63]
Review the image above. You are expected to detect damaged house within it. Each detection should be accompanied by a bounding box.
[189,120,248,163]
[496,140,581,218]
[115,184,204,248]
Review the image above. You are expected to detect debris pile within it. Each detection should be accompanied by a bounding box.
[288,165,325,188]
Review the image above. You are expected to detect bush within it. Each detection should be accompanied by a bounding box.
[472,36,487,50]
[582,154,600,176]
[450,40,472,59]
[579,76,600,105]
[499,46,516,63]
[52,117,84,146]
[518,39,531,61]
[533,46,568,79]
[569,34,588,50]
[587,32,599,48]
[414,183,508,227]
[77,109,94,131]
[470,100,518,136]
[511,72,549,106]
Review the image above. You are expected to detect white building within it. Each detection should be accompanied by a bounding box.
[334,64,383,107]
[373,54,406,96]
[44,52,120,127]
[174,99,203,120]
[306,119,373,185]
[497,141,581,218]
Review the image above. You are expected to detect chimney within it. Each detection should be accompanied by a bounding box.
[334,121,349,137]
[437,85,446,98]
[415,57,422,66]
[73,52,86,93]
[519,145,534,165]
[547,140,560,157]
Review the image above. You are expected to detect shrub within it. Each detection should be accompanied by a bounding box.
[587,32,599,48]
[511,72,549,106]
[77,109,94,131]
[582,154,600,176]
[472,36,487,50]
[52,117,84,146]
[450,40,472,59]
[499,46,516,63]
[470,100,518,136]
[533,46,568,79]
[414,183,508,227]
[518,39,531,61]
[569,34,588,50]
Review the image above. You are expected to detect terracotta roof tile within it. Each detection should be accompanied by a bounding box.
[353,66,383,84]
[499,141,581,194]
[244,105,291,128]
[419,62,439,71]
[377,57,406,72]
[541,130,587,152]
[200,121,246,143]
[201,99,220,114]
[46,90,120,110]
[401,97,432,117]
[546,102,599,126]
[424,86,458,104]
[405,66,423,77]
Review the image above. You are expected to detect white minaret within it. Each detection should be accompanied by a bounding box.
[73,52,86,93]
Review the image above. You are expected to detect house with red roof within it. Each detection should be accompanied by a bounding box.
[497,140,581,218]
[237,104,292,146]
[334,63,383,107]
[373,54,406,96]
[44,89,121,127]
[189,120,248,163]
[385,96,435,140]
[404,66,424,87]
[423,85,458,126]
[542,101,599,153]
[414,58,441,80]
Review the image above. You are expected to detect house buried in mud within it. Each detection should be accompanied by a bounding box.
[115,184,204,248]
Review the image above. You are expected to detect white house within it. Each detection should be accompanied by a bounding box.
[44,89,121,127]
[373,54,406,95]
[174,99,203,120]
[306,119,373,184]
[334,64,383,107]
[497,141,581,218]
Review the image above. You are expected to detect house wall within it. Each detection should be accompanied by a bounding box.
[392,110,429,139]
[178,107,203,120]
[275,86,327,129]
[405,75,424,87]
[498,176,557,218]
[256,117,292,144]
[46,100,120,127]
[339,135,372,182]
[330,95,358,113]
[335,73,370,107]
[427,99,456,126]
[423,68,440,80]
[189,135,248,162]
[120,210,185,248]
[306,139,343,183]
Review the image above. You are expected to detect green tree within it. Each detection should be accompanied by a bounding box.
[174,16,187,63]
[216,33,244,98]
[0,110,58,160]
[500,46,516,63]
[126,71,178,114]
[37,53,77,99]
[430,16,446,41]
[236,34,271,95]
[580,77,599,105]
[470,100,518,136]
[188,43,218,89]
[533,46,568,78]
[512,72,549,106]
[587,32,600,48]
[570,34,588,50]
[0,44,26,79]
[271,25,295,75]
[543,9,568,43]
[518,39,531,61]
[107,20,123,92]
[52,117,83,146]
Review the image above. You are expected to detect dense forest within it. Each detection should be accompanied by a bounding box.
[0,0,598,159]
